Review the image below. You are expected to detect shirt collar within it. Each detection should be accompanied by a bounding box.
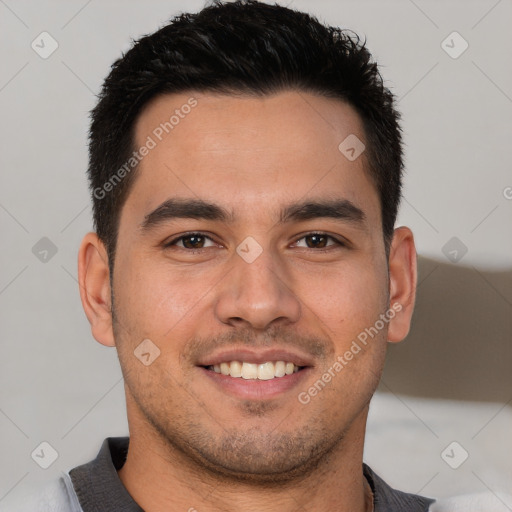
[363,463,435,511]
[69,437,143,511]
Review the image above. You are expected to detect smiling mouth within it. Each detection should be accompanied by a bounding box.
[202,360,305,380]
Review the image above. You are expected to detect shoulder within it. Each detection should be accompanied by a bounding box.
[0,472,82,512]
[428,492,512,512]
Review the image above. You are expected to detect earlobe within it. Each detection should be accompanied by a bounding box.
[386,226,417,344]
[77,232,115,347]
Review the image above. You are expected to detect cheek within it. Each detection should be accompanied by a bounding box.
[114,253,208,336]
[295,260,388,334]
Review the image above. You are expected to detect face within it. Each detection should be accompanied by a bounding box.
[80,90,416,482]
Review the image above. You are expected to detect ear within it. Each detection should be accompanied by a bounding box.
[78,232,115,347]
[386,226,417,343]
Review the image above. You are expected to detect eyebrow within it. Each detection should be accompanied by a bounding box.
[140,197,366,231]
[279,198,365,225]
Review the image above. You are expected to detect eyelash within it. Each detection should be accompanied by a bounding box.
[164,232,346,252]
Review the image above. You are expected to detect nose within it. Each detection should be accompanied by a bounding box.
[214,243,302,331]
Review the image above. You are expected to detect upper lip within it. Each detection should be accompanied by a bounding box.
[196,347,315,367]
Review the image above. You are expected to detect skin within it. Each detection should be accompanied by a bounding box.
[78,90,417,512]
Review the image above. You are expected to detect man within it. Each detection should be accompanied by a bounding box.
[4,0,441,510]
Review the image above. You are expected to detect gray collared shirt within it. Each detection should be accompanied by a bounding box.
[67,437,435,511]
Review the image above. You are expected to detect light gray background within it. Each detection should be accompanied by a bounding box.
[1,0,511,506]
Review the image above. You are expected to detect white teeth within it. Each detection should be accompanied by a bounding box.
[241,363,258,379]
[229,360,242,377]
[274,361,286,377]
[258,362,275,380]
[209,360,302,379]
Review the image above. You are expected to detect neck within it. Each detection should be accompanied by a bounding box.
[117,407,370,512]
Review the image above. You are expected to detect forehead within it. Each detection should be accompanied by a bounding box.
[123,90,380,227]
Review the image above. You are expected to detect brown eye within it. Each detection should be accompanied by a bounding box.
[166,233,216,250]
[294,233,343,249]
[181,235,206,249]
[305,234,328,248]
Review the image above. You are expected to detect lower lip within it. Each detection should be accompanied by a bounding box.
[198,366,312,400]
